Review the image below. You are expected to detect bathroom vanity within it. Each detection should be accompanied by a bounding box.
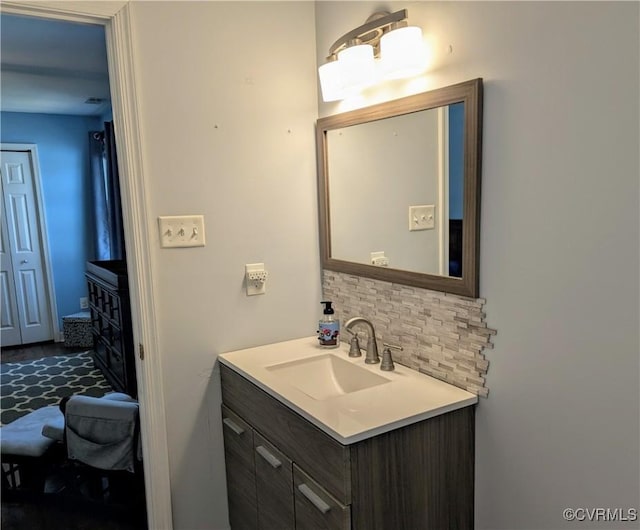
[219,337,477,529]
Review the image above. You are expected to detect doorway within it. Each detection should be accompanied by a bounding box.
[0,3,173,528]
[0,12,147,530]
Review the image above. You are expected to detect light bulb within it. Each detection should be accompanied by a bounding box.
[318,59,346,102]
[337,43,376,92]
[380,26,428,80]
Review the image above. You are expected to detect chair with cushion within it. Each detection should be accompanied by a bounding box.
[63,393,140,472]
[1,392,142,500]
[55,392,145,508]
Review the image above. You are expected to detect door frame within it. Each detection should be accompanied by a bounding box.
[0,143,60,343]
[0,2,173,528]
[436,109,450,276]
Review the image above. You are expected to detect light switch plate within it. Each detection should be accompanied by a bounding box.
[158,215,206,248]
[408,205,435,231]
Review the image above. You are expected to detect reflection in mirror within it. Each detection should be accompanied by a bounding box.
[317,78,483,297]
[327,103,464,278]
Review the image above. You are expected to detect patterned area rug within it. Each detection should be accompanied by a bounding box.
[1,352,112,426]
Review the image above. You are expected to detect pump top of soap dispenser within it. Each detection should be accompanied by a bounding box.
[321,301,334,316]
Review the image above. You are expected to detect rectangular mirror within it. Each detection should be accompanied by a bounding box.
[317,78,483,298]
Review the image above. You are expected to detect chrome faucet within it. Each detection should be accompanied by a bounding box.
[344,317,379,364]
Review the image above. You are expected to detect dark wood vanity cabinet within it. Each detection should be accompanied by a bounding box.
[221,407,258,529]
[222,406,298,530]
[86,260,137,398]
[220,364,475,530]
[254,431,295,529]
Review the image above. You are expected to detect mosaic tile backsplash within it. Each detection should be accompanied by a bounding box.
[322,270,496,397]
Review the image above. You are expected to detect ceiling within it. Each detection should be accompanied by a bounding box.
[0,13,111,116]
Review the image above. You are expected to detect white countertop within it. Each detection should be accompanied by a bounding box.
[218,336,477,445]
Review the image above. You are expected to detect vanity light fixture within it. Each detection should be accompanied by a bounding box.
[318,9,428,102]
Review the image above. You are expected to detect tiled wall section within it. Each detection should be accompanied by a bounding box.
[322,270,497,397]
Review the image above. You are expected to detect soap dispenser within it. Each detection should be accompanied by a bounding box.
[317,301,340,348]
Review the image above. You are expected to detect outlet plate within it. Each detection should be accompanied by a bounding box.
[80,297,89,310]
[245,263,267,296]
[408,205,435,231]
[158,215,206,248]
[370,251,389,267]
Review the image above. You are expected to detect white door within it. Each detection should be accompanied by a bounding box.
[0,150,53,346]
[0,195,22,345]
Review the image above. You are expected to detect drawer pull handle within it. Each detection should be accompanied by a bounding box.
[222,418,245,436]
[255,445,282,468]
[298,483,331,514]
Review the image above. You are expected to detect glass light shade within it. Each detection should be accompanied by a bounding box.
[318,59,346,102]
[380,26,428,80]
[337,43,376,91]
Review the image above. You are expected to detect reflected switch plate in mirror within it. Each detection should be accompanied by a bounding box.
[408,205,435,231]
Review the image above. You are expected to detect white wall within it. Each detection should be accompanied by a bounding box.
[316,2,639,528]
[128,2,319,528]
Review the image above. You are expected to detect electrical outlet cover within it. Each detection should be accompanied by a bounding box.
[370,251,389,267]
[245,263,267,295]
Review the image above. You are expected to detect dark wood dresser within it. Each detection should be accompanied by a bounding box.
[86,260,137,398]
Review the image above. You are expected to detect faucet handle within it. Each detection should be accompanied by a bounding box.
[346,329,362,357]
[380,343,403,371]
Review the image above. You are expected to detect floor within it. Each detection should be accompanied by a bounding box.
[1,341,87,364]
[1,341,148,530]
[2,491,147,530]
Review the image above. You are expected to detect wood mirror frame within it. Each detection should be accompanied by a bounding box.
[317,78,483,298]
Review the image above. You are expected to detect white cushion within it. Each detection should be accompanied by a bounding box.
[0,406,63,457]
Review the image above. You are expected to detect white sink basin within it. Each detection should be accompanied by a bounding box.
[265,353,390,400]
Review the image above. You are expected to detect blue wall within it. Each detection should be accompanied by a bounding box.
[1,111,101,329]
[449,102,464,220]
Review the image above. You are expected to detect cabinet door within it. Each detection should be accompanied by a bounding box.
[221,406,257,530]
[254,433,294,530]
[294,465,351,530]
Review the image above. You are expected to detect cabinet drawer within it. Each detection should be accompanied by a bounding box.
[221,365,351,504]
[221,405,258,530]
[109,348,125,385]
[254,433,294,530]
[88,282,103,306]
[93,334,107,364]
[294,464,350,530]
